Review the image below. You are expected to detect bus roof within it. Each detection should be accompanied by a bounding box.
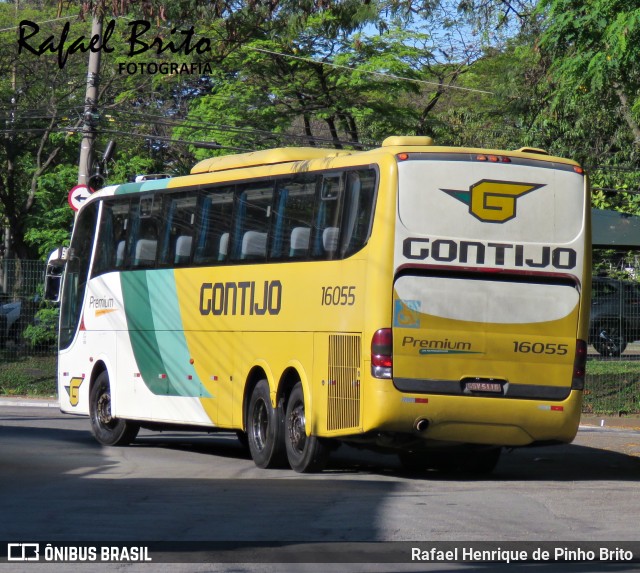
[189,137,580,174]
[86,137,581,203]
[190,147,354,174]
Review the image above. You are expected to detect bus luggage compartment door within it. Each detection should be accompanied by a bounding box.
[391,274,580,399]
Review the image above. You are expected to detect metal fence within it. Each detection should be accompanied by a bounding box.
[585,276,640,415]
[0,260,638,414]
[0,259,51,360]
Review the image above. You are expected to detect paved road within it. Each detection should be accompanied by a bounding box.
[1,405,639,573]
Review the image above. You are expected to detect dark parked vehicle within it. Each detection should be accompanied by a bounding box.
[0,300,21,346]
[589,277,640,357]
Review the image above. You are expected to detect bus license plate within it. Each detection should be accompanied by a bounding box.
[465,380,503,393]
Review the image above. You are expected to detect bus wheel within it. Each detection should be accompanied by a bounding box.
[89,371,139,446]
[247,379,286,468]
[285,382,329,473]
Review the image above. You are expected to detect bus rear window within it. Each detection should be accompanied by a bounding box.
[397,160,584,245]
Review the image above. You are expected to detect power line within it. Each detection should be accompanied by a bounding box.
[0,15,79,35]
[103,108,375,149]
[247,46,496,96]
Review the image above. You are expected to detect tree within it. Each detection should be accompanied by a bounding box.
[535,0,640,214]
[1,1,383,260]
[536,0,640,152]
[173,3,494,153]
[0,4,87,261]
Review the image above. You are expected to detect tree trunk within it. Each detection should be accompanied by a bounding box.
[616,87,640,144]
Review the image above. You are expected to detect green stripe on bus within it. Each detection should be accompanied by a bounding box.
[121,270,209,397]
[113,179,171,195]
[113,182,144,195]
[147,270,210,397]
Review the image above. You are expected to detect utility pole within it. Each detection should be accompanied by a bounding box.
[77,11,103,188]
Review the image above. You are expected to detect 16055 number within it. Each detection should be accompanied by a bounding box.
[513,341,568,355]
[321,285,356,306]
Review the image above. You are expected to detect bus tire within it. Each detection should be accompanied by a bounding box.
[247,379,287,468]
[285,382,329,473]
[89,371,139,446]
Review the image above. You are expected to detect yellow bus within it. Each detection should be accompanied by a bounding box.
[50,136,591,473]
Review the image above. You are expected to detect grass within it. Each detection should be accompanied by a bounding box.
[583,358,640,415]
[0,353,57,398]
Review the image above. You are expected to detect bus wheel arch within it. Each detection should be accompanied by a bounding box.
[242,365,274,430]
[276,366,306,426]
[89,367,139,446]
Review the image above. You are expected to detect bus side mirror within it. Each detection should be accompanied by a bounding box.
[44,247,67,304]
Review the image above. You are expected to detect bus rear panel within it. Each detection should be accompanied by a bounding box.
[386,151,588,447]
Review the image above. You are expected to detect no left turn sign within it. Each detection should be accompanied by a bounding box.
[68,185,94,211]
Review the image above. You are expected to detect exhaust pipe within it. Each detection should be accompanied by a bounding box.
[414,418,430,432]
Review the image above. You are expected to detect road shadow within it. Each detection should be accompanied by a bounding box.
[2,418,639,552]
[0,423,392,542]
[134,429,640,482]
[3,413,639,483]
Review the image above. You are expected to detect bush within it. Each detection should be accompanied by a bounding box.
[22,304,58,352]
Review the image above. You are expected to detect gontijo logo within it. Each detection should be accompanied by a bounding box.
[65,377,84,407]
[441,180,544,223]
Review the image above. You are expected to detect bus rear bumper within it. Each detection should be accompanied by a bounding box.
[362,386,583,447]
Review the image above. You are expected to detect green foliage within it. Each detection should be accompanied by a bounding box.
[22,163,77,258]
[535,0,640,187]
[22,304,59,352]
[4,0,640,264]
[0,4,88,259]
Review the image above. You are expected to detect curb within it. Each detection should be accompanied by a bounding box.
[579,415,640,432]
[0,398,59,408]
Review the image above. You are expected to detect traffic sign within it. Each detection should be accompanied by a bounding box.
[68,185,93,211]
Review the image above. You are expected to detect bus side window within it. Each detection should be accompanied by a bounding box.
[340,169,377,257]
[230,182,274,262]
[59,201,99,349]
[93,199,129,276]
[93,201,114,277]
[129,194,162,269]
[159,194,197,267]
[194,186,234,265]
[312,173,343,260]
[269,175,316,261]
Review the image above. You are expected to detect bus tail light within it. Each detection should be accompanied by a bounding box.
[372,328,393,379]
[571,339,587,390]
